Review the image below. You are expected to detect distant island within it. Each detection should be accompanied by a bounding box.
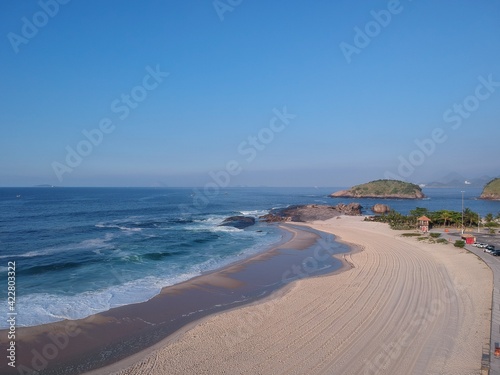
[330,179,425,199]
[480,178,500,200]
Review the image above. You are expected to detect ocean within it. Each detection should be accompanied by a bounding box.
[1,186,499,329]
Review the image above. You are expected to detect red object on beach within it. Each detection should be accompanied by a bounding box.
[461,234,475,244]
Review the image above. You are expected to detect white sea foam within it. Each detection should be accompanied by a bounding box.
[95,223,142,233]
[118,226,142,233]
[0,250,51,259]
[1,234,117,260]
[210,226,243,233]
[1,207,284,329]
[0,227,283,329]
[1,269,213,328]
[76,234,116,249]
[239,209,269,217]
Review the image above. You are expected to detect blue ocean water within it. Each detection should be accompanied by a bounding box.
[0,186,499,328]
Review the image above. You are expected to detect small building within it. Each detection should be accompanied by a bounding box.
[461,234,476,244]
[417,216,431,233]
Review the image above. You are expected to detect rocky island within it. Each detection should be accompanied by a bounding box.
[330,179,425,199]
[480,178,500,200]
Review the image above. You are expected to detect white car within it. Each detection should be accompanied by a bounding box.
[485,247,495,254]
[478,243,488,248]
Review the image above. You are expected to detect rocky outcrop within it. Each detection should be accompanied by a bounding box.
[219,216,256,229]
[259,203,362,223]
[372,204,391,214]
[334,203,363,216]
[480,178,500,200]
[330,179,425,199]
[259,213,292,223]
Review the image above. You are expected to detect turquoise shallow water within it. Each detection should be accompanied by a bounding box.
[0,186,498,328]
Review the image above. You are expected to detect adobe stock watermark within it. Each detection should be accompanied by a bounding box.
[178,106,296,216]
[51,64,169,182]
[339,0,406,64]
[385,74,499,181]
[223,234,340,348]
[7,0,71,54]
[213,0,243,21]
[15,319,85,375]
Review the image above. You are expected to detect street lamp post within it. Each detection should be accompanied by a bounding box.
[478,213,480,233]
[461,191,465,234]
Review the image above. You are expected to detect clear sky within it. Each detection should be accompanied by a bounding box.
[1,0,499,187]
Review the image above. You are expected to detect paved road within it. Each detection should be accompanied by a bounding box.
[444,230,500,375]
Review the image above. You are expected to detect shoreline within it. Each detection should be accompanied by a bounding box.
[88,225,363,375]
[109,216,492,375]
[0,223,350,375]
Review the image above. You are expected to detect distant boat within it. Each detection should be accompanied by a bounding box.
[16,195,21,198]
[464,180,472,185]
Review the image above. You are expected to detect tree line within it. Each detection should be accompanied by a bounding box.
[370,207,500,231]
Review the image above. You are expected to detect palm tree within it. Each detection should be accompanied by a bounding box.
[440,210,452,228]
[463,208,477,227]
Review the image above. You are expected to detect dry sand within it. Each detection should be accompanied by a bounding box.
[107,216,492,375]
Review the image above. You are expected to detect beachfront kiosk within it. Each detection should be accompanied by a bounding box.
[417,216,431,233]
[461,234,476,245]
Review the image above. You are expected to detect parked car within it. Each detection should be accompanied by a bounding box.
[478,243,488,248]
[484,245,495,253]
[490,250,500,256]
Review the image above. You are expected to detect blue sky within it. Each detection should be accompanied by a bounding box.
[1,0,499,187]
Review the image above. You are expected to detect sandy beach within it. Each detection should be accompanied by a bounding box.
[105,216,492,375]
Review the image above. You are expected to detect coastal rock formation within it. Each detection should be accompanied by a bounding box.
[260,203,362,223]
[330,179,425,199]
[334,203,363,216]
[480,178,500,200]
[219,216,256,229]
[372,204,391,214]
[259,213,292,223]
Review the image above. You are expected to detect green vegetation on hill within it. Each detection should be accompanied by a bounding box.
[480,178,500,200]
[351,180,422,196]
[331,179,424,199]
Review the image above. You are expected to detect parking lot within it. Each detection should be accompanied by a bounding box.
[473,233,500,250]
[446,230,500,250]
